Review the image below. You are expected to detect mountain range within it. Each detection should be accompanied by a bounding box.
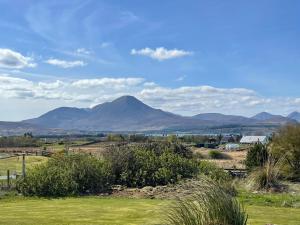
[0,95,299,135]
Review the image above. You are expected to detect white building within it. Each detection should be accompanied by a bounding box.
[240,136,268,144]
[225,143,240,151]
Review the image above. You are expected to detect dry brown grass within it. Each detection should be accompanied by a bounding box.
[192,147,248,169]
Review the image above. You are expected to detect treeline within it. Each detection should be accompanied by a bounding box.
[0,133,41,147]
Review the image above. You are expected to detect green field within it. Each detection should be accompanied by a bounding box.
[0,197,299,225]
[0,156,48,175]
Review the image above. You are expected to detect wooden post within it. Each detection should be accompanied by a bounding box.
[22,153,26,178]
[7,170,10,188]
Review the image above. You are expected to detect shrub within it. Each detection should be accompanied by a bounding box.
[246,156,283,191]
[104,143,199,187]
[270,124,300,180]
[166,177,247,225]
[199,161,231,183]
[245,143,268,171]
[17,154,113,197]
[208,150,224,159]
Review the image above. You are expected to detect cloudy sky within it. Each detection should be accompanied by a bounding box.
[0,0,300,121]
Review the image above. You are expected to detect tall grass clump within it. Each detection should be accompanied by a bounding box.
[166,177,247,225]
[246,155,284,191]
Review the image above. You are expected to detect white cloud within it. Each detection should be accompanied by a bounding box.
[76,48,91,55]
[131,47,193,61]
[45,59,86,68]
[0,48,36,69]
[1,74,300,120]
[71,78,144,89]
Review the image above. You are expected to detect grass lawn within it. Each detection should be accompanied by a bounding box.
[0,156,48,175]
[0,197,299,225]
[0,197,168,225]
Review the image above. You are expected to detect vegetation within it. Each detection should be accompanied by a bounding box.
[199,160,231,183]
[245,143,268,171]
[0,134,41,147]
[270,124,300,180]
[104,143,198,187]
[17,154,112,197]
[246,156,282,191]
[166,178,247,225]
[208,150,225,159]
[0,156,47,175]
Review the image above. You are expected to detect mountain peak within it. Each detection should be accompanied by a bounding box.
[288,111,300,122]
[252,112,275,120]
[112,95,142,104]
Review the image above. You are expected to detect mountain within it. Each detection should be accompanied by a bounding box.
[252,112,297,125]
[288,111,300,122]
[25,107,90,128]
[252,112,275,121]
[24,96,212,131]
[192,113,256,125]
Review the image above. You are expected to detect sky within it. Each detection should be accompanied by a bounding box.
[0,0,300,121]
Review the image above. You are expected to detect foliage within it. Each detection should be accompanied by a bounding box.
[0,135,41,147]
[270,124,300,180]
[208,150,224,159]
[199,161,231,183]
[245,143,269,171]
[17,154,112,197]
[166,177,248,225]
[104,143,198,187]
[246,156,283,191]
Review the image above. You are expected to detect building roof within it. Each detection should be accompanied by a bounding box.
[240,136,267,144]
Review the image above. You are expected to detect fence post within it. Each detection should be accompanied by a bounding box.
[22,153,26,178]
[7,170,10,189]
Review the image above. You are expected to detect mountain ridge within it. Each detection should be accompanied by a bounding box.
[0,95,297,135]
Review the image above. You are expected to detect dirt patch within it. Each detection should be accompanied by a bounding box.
[110,179,209,200]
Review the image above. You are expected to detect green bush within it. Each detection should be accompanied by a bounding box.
[208,150,224,159]
[199,161,231,183]
[104,143,199,187]
[17,154,113,197]
[245,143,268,171]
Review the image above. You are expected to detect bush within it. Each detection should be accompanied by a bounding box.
[208,150,224,159]
[166,177,247,225]
[17,154,113,197]
[245,143,268,171]
[104,143,199,187]
[246,156,283,191]
[270,124,300,180]
[199,161,231,183]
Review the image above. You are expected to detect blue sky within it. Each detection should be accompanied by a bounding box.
[0,0,300,120]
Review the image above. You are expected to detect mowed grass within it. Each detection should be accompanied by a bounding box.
[0,197,168,225]
[0,197,300,225]
[0,156,48,175]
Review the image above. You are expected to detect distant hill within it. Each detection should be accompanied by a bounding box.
[24,96,212,131]
[252,112,297,125]
[193,113,256,125]
[288,111,300,122]
[0,96,297,135]
[0,121,48,136]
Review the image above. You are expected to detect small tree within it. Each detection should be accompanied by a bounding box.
[245,143,268,171]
